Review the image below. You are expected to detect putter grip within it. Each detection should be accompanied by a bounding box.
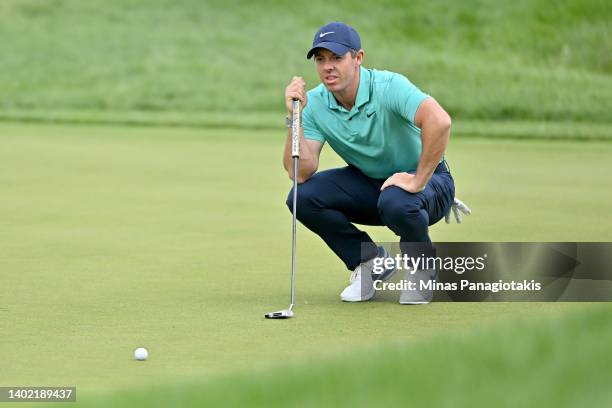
[291,99,300,158]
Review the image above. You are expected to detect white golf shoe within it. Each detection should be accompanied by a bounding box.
[399,268,437,305]
[340,247,396,302]
[340,263,375,302]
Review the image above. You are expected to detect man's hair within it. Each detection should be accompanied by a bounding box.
[313,48,360,58]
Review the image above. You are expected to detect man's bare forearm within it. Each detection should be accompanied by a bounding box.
[414,116,451,189]
[283,125,318,183]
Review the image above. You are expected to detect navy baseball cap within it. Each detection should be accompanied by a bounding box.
[306,22,361,59]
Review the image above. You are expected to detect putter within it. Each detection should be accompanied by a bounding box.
[265,99,301,319]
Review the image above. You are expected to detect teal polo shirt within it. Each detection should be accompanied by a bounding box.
[302,66,430,179]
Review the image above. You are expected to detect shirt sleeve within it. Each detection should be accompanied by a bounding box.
[384,73,429,124]
[301,103,325,143]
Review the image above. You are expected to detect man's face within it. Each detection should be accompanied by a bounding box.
[313,48,363,93]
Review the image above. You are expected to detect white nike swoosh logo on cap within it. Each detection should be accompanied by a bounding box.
[319,31,334,38]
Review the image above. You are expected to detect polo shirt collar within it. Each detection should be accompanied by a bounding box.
[327,66,371,113]
[354,66,371,110]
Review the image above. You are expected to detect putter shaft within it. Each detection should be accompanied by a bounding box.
[289,99,300,310]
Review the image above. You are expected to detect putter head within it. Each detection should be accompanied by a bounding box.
[265,309,294,319]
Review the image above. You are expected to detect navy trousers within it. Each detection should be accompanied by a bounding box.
[286,161,455,270]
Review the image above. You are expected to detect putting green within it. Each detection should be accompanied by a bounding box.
[1,123,610,396]
[62,304,612,407]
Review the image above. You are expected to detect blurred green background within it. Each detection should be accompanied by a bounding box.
[1,1,611,407]
[0,0,610,125]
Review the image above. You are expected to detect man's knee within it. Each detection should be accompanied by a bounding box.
[377,187,421,223]
[285,180,318,215]
[285,188,293,212]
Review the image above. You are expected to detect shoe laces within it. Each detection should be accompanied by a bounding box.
[349,266,361,283]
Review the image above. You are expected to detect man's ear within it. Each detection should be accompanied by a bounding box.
[356,49,365,66]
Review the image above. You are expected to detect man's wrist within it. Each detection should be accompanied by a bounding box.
[409,173,428,191]
[414,181,427,191]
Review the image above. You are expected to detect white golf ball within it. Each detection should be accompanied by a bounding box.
[134,347,148,361]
